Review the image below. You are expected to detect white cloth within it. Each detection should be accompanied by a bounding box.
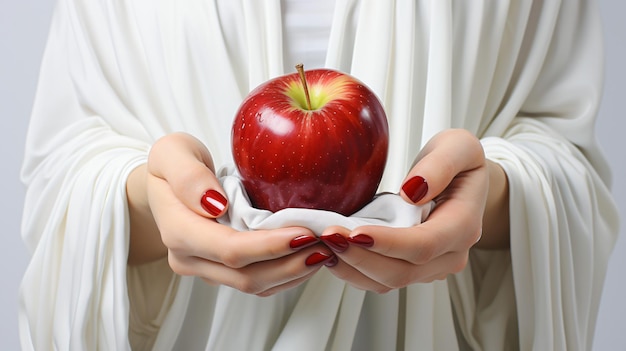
[281,0,337,70]
[216,167,431,236]
[19,0,620,350]
[149,167,434,351]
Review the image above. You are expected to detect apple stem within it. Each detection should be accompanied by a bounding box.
[295,63,313,110]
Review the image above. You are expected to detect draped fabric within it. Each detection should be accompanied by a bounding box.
[20,0,619,350]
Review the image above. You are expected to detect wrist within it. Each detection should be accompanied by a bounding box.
[476,159,510,249]
[127,163,166,265]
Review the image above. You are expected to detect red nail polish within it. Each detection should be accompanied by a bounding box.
[289,235,319,250]
[347,234,374,248]
[200,189,228,216]
[320,233,349,253]
[305,252,334,266]
[402,176,428,203]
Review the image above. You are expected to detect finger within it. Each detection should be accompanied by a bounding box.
[149,175,317,267]
[204,228,323,269]
[319,226,351,253]
[255,271,318,297]
[413,161,486,254]
[348,202,480,266]
[332,244,468,288]
[200,267,319,295]
[400,129,485,205]
[169,245,331,295]
[199,275,319,297]
[359,157,486,263]
[349,210,465,263]
[148,132,228,218]
[321,227,403,292]
[325,256,393,294]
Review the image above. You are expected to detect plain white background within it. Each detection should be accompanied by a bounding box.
[1,1,624,350]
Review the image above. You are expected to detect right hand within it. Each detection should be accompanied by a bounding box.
[144,132,333,296]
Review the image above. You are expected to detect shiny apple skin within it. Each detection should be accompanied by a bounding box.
[232,69,389,216]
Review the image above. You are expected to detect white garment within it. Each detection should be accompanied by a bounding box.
[19,0,619,350]
[281,0,337,70]
[155,167,432,351]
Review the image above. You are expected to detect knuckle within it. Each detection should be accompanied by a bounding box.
[329,267,351,282]
[160,230,185,252]
[373,286,393,294]
[256,291,273,297]
[235,277,263,295]
[390,271,419,289]
[167,254,193,276]
[148,135,177,169]
[380,268,418,290]
[264,235,288,258]
[413,243,436,265]
[424,273,448,283]
[284,263,305,281]
[218,247,247,269]
[147,137,166,161]
[385,281,405,291]
[454,128,479,145]
[465,218,484,247]
[467,227,483,248]
[450,253,469,274]
[171,165,208,195]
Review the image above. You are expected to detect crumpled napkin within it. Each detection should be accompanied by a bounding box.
[216,166,431,233]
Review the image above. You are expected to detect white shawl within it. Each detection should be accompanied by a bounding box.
[20,0,619,350]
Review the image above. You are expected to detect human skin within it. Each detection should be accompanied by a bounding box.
[127,133,335,296]
[126,129,509,295]
[319,129,509,292]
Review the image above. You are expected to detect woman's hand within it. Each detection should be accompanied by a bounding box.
[127,132,334,296]
[319,129,509,293]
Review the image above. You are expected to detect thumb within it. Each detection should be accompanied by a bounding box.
[148,132,228,218]
[400,129,485,205]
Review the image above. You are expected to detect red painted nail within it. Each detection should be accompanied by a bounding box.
[402,176,428,203]
[347,234,374,248]
[289,235,319,250]
[320,233,349,253]
[200,189,228,216]
[305,252,335,266]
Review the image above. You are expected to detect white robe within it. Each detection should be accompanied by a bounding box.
[20,0,620,350]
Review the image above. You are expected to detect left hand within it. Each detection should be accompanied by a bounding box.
[320,129,488,293]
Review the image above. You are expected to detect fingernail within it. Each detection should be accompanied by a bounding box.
[289,235,319,250]
[305,252,335,266]
[402,176,428,203]
[200,189,228,216]
[347,234,374,248]
[324,255,339,267]
[320,233,349,253]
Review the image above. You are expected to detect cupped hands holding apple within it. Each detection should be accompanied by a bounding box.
[228,65,502,291]
[319,129,491,292]
[135,132,335,297]
[132,65,505,296]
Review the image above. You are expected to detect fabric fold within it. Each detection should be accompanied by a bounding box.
[154,167,432,351]
[19,0,619,350]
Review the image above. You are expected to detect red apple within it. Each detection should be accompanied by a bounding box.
[231,64,389,216]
